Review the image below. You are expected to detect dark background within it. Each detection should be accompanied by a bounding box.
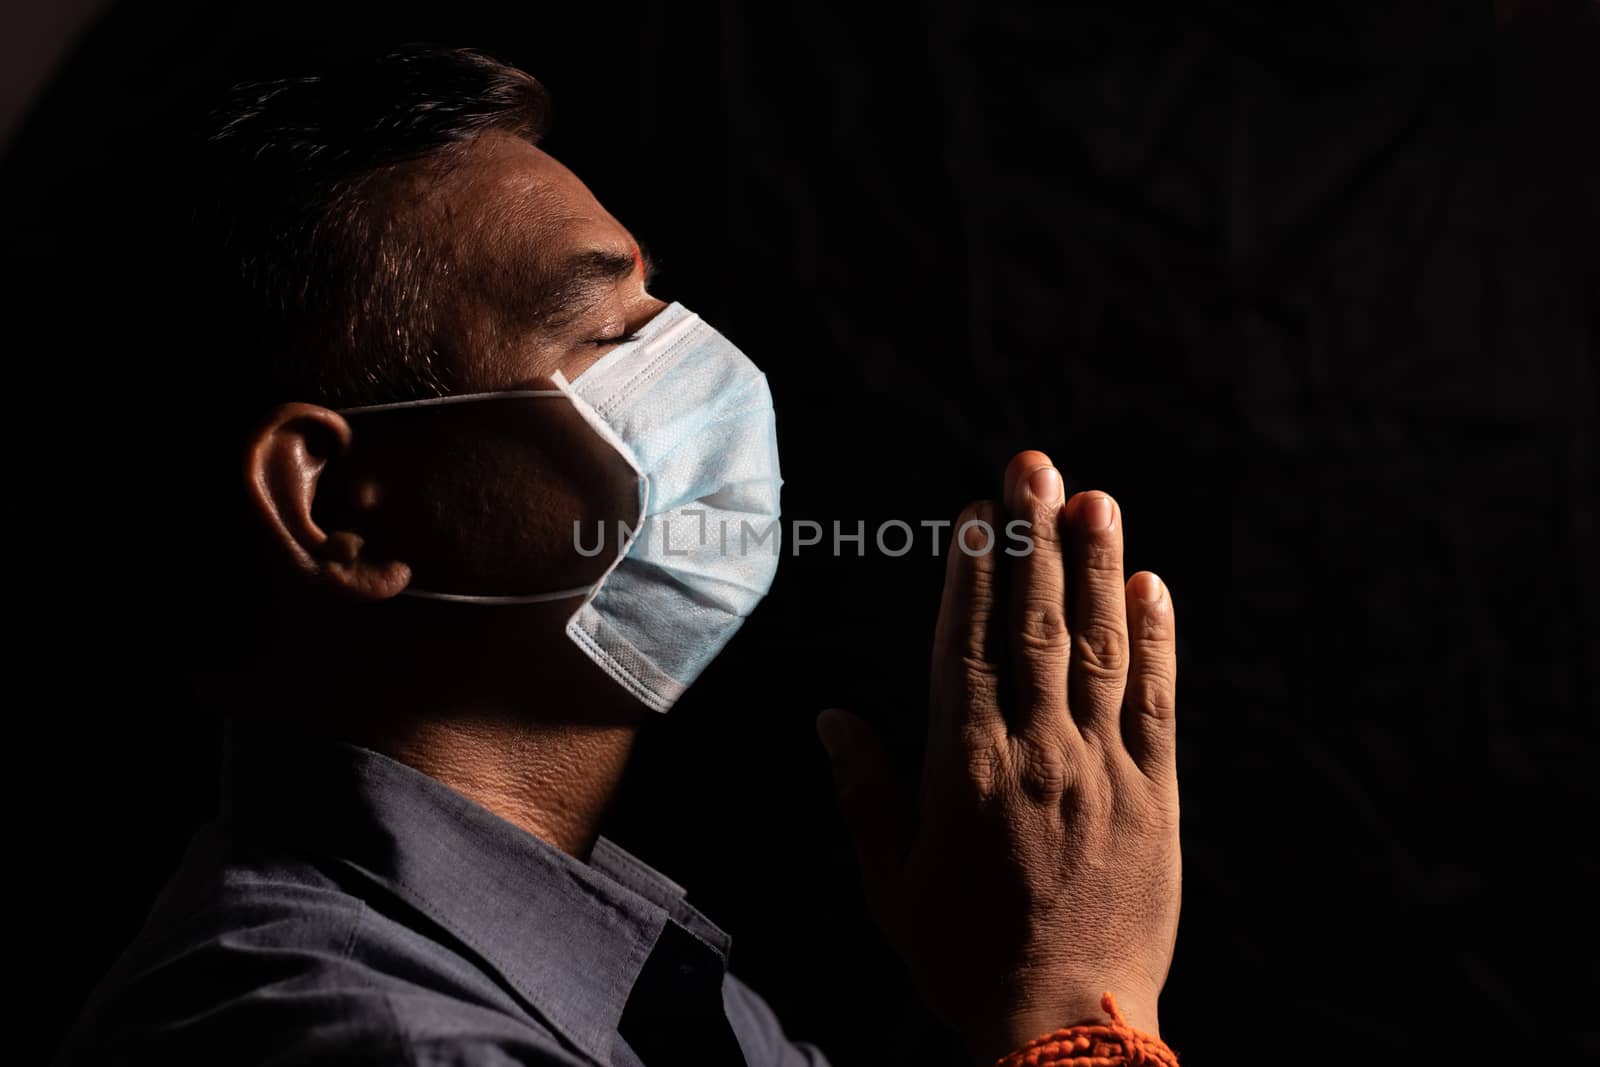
[6,1,1597,1064]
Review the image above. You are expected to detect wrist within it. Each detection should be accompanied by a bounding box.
[972,991,1163,1067]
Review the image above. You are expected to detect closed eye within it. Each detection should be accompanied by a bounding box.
[591,330,640,347]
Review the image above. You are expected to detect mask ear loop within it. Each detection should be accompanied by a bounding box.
[334,388,616,605]
[399,585,594,605]
[336,387,566,415]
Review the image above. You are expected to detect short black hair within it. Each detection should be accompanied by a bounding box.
[154,45,553,644]
[190,43,550,413]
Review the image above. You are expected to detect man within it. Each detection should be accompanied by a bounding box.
[56,46,1182,1066]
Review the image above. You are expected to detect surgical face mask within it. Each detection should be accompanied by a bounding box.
[338,302,783,712]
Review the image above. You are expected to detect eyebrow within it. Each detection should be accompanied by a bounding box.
[529,242,657,328]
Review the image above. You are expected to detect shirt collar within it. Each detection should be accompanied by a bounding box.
[216,717,732,1064]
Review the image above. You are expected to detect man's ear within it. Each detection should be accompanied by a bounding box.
[242,402,411,602]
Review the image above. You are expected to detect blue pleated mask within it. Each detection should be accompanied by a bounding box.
[338,302,783,712]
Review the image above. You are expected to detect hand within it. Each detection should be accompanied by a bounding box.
[818,450,1181,1064]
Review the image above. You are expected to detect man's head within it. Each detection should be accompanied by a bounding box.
[183,46,667,721]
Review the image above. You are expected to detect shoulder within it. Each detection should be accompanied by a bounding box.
[55,829,574,1067]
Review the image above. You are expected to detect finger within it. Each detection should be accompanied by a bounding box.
[1065,491,1130,742]
[817,708,906,922]
[1002,449,1051,509]
[929,499,1006,753]
[1004,454,1075,750]
[1122,572,1177,779]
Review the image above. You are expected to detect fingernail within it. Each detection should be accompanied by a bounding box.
[1136,572,1164,603]
[1082,493,1114,530]
[1028,466,1062,505]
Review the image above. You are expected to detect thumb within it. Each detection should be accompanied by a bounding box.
[816,707,904,918]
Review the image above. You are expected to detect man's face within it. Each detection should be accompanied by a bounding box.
[336,131,665,603]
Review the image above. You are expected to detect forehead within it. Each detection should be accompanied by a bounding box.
[431,130,629,261]
[391,130,640,387]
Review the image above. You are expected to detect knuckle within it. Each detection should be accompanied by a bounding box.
[958,521,997,557]
[1134,667,1177,718]
[958,499,993,526]
[1027,501,1063,544]
[1135,606,1173,643]
[1015,741,1072,800]
[966,556,999,601]
[946,500,1000,561]
[1082,534,1121,571]
[1014,601,1070,656]
[1073,616,1129,675]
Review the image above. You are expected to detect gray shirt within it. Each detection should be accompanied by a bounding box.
[56,720,829,1067]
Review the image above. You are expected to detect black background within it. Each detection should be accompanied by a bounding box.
[6,2,1597,1064]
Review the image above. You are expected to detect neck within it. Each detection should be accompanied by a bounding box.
[217,675,644,859]
[220,605,649,858]
[365,707,639,857]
